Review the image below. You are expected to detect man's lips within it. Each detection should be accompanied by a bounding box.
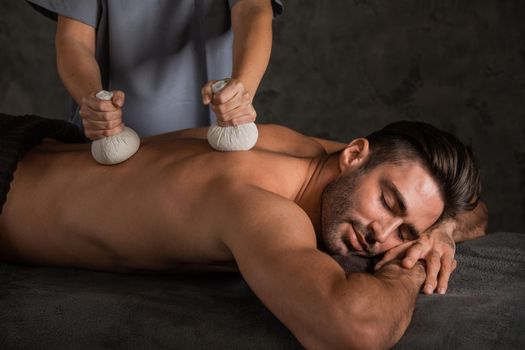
[347,223,365,253]
[354,226,370,253]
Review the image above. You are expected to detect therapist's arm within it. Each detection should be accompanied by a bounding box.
[55,15,100,104]
[55,15,124,139]
[230,0,274,98]
[202,0,273,126]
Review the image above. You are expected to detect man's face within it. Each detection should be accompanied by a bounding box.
[320,161,444,257]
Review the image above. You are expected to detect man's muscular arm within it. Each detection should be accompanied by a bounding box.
[220,187,425,349]
[449,200,488,242]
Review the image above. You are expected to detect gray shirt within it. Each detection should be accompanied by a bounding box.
[28,0,283,136]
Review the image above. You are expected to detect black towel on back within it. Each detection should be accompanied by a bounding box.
[0,114,88,214]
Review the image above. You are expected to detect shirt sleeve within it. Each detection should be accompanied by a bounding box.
[228,0,284,18]
[26,0,101,28]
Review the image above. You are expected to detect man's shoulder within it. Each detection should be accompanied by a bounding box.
[211,183,317,251]
[256,124,327,157]
[257,124,346,156]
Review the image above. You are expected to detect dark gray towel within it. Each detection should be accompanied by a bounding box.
[395,232,525,350]
[0,233,524,349]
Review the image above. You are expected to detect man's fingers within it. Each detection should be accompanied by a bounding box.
[402,241,428,268]
[436,256,455,295]
[374,254,391,271]
[374,242,413,271]
[422,249,441,294]
[374,248,399,271]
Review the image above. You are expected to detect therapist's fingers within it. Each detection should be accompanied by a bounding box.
[212,79,245,105]
[201,81,215,105]
[82,119,124,139]
[80,107,123,140]
[83,114,124,130]
[212,91,251,116]
[215,102,256,127]
[217,114,256,127]
[111,90,126,108]
[79,106,123,122]
[83,95,119,112]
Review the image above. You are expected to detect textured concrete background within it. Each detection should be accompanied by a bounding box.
[1,0,524,232]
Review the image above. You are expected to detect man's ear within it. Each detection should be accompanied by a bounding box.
[339,138,370,172]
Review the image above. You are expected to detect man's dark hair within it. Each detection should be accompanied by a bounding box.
[364,121,481,220]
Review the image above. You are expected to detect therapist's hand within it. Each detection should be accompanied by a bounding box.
[201,78,256,127]
[79,90,125,140]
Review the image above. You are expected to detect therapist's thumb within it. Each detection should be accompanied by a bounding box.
[112,90,126,108]
[201,81,214,105]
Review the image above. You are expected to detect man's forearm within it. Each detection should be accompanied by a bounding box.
[450,201,488,242]
[335,262,426,349]
[231,0,273,98]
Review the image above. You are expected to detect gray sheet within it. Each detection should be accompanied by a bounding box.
[1,232,524,349]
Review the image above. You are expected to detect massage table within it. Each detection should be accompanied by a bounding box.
[1,232,524,349]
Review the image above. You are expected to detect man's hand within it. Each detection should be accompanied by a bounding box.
[79,91,125,140]
[374,221,457,295]
[201,78,256,127]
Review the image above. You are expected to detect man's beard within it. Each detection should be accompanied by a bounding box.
[320,167,375,257]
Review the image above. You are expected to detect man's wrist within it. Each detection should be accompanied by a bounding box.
[377,260,426,284]
[433,219,457,241]
[413,261,427,280]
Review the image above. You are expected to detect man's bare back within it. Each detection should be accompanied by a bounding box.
[0,125,339,272]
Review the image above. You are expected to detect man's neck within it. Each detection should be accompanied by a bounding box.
[294,153,341,233]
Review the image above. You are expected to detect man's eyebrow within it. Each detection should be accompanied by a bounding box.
[382,180,421,238]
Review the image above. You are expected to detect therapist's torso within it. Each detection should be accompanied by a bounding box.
[28,0,239,136]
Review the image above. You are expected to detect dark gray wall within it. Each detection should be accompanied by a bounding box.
[0,0,69,118]
[1,0,524,232]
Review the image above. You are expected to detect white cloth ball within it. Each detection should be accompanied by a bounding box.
[207,123,258,151]
[91,127,141,165]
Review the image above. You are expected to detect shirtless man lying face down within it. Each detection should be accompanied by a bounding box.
[0,118,487,349]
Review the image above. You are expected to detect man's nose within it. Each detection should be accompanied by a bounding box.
[369,218,403,243]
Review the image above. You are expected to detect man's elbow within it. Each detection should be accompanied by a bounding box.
[306,321,392,350]
[334,327,389,350]
[301,298,398,349]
